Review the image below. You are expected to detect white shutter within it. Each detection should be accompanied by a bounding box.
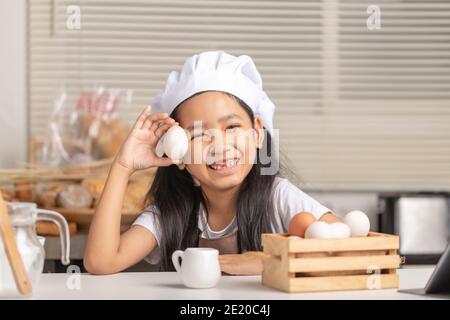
[29,0,450,191]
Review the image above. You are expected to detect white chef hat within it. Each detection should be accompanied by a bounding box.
[152,51,276,135]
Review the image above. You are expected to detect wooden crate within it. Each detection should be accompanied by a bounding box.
[261,232,401,293]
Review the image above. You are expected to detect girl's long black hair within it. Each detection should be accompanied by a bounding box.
[144,92,282,271]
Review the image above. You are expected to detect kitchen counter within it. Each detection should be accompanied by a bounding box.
[28,265,448,300]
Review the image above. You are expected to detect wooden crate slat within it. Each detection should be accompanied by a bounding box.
[262,233,289,256]
[288,234,399,253]
[295,249,390,258]
[287,274,399,293]
[288,254,401,273]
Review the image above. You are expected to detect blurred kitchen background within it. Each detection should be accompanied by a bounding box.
[0,0,449,271]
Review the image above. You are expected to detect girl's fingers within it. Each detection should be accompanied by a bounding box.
[140,112,171,130]
[154,122,176,138]
[134,105,152,129]
[142,117,158,130]
[143,116,171,130]
[142,117,152,130]
[149,117,175,133]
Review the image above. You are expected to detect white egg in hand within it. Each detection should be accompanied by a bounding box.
[344,210,370,237]
[155,125,189,161]
[155,138,165,158]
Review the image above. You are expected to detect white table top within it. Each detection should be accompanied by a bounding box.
[28,265,448,300]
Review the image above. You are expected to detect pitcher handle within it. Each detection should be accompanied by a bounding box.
[171,250,184,273]
[36,209,70,265]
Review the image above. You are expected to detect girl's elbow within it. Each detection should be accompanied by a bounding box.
[83,255,114,275]
[83,257,101,274]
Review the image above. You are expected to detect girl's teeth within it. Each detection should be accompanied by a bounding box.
[209,158,238,170]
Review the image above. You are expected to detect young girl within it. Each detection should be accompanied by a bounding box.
[84,51,341,275]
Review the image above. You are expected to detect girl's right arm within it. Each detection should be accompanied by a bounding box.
[84,106,179,275]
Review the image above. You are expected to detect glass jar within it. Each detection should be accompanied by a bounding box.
[0,202,70,298]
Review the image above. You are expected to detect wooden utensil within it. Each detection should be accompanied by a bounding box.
[0,192,32,295]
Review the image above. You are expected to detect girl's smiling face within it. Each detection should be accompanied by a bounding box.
[175,91,264,191]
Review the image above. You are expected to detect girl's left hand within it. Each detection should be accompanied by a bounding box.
[219,252,266,276]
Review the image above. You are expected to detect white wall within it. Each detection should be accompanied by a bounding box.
[0,0,27,168]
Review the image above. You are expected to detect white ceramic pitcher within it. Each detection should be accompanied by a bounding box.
[172,248,221,289]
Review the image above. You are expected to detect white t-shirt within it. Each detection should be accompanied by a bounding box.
[132,176,332,264]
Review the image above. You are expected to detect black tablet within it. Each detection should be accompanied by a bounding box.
[399,241,450,297]
[424,241,450,294]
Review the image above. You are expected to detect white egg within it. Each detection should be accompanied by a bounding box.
[344,210,370,237]
[328,223,350,239]
[155,137,165,157]
[156,126,189,160]
[305,221,330,239]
